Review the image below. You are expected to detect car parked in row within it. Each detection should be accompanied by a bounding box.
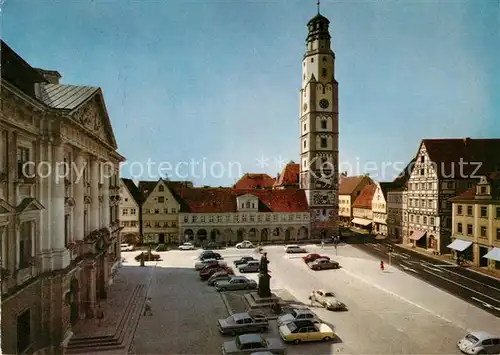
[279,319,335,344]
[239,260,261,273]
[236,241,255,249]
[208,271,234,286]
[198,252,223,261]
[215,276,257,292]
[203,242,224,250]
[218,311,269,335]
[179,242,195,250]
[285,245,307,254]
[308,258,340,270]
[200,265,234,280]
[309,289,346,311]
[302,253,329,263]
[120,243,135,252]
[276,308,320,326]
[195,258,227,270]
[234,256,256,266]
[221,334,286,355]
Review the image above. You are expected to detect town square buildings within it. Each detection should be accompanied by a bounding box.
[450,173,500,271]
[119,178,142,242]
[338,175,373,226]
[0,41,124,354]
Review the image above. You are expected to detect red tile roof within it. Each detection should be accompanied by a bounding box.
[339,175,371,195]
[234,173,275,190]
[352,184,377,209]
[422,138,500,179]
[172,187,309,213]
[274,163,300,187]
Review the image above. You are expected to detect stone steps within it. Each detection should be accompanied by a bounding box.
[66,284,145,354]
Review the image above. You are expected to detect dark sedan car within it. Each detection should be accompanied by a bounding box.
[234,256,256,266]
[302,254,330,264]
[200,265,234,280]
[203,242,224,250]
[308,258,340,270]
[199,252,223,261]
[218,311,269,335]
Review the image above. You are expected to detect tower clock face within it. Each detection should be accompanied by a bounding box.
[303,103,308,112]
[319,99,329,109]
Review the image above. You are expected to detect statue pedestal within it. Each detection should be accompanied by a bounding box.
[258,273,271,298]
[244,291,280,309]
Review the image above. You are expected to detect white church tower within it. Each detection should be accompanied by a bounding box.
[299,6,339,239]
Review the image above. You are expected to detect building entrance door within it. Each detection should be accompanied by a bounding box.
[158,233,165,244]
[479,246,489,267]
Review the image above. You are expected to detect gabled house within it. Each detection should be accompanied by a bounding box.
[406,138,500,253]
[119,179,142,242]
[371,182,395,236]
[352,184,377,232]
[140,179,181,245]
[273,162,300,189]
[338,175,373,226]
[450,172,500,272]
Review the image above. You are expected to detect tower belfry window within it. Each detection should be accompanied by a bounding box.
[311,58,314,63]
[322,68,327,77]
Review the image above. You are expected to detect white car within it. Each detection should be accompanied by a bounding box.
[236,240,255,249]
[179,242,195,250]
[276,308,320,326]
[194,258,227,270]
[457,331,500,354]
[120,243,135,252]
[285,245,307,253]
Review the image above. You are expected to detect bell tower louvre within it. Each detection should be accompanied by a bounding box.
[299,3,339,239]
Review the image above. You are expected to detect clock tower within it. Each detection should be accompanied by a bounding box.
[299,10,339,239]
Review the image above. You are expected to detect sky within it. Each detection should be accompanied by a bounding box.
[2,0,499,185]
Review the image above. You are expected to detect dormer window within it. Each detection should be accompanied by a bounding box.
[480,186,487,194]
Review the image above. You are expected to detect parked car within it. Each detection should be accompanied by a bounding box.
[234,256,256,266]
[236,241,255,249]
[302,253,329,263]
[239,260,261,273]
[309,290,346,311]
[204,242,224,250]
[179,242,195,250]
[279,319,334,344]
[200,265,234,280]
[221,334,286,355]
[120,243,135,252]
[285,245,307,253]
[215,276,257,291]
[457,331,500,354]
[135,251,160,261]
[199,252,223,261]
[276,308,320,326]
[208,271,234,286]
[194,258,227,270]
[308,258,340,270]
[218,311,269,335]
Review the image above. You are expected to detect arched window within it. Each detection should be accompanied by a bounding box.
[245,201,250,208]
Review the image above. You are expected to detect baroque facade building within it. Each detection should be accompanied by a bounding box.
[450,173,500,271]
[298,12,339,239]
[0,41,124,354]
[405,138,500,253]
[175,187,310,244]
[338,175,373,226]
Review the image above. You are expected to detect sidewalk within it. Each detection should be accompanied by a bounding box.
[71,265,153,338]
[396,244,500,280]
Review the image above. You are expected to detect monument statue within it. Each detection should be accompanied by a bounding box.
[257,252,271,297]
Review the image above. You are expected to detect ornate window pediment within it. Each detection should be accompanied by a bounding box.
[84,196,92,204]
[65,197,75,207]
[16,197,45,213]
[0,199,16,215]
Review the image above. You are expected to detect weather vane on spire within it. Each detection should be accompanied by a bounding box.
[317,0,320,14]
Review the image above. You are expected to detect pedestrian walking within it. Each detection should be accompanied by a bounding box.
[143,297,153,316]
[321,239,324,249]
[309,291,315,306]
[96,305,104,327]
[380,260,385,271]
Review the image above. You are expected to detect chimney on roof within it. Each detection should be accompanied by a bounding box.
[464,137,470,145]
[35,68,61,84]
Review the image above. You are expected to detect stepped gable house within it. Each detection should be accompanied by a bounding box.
[0,41,124,354]
[175,186,310,244]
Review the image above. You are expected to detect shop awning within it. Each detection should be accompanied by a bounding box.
[447,239,472,252]
[352,218,372,226]
[409,230,426,241]
[483,247,500,262]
